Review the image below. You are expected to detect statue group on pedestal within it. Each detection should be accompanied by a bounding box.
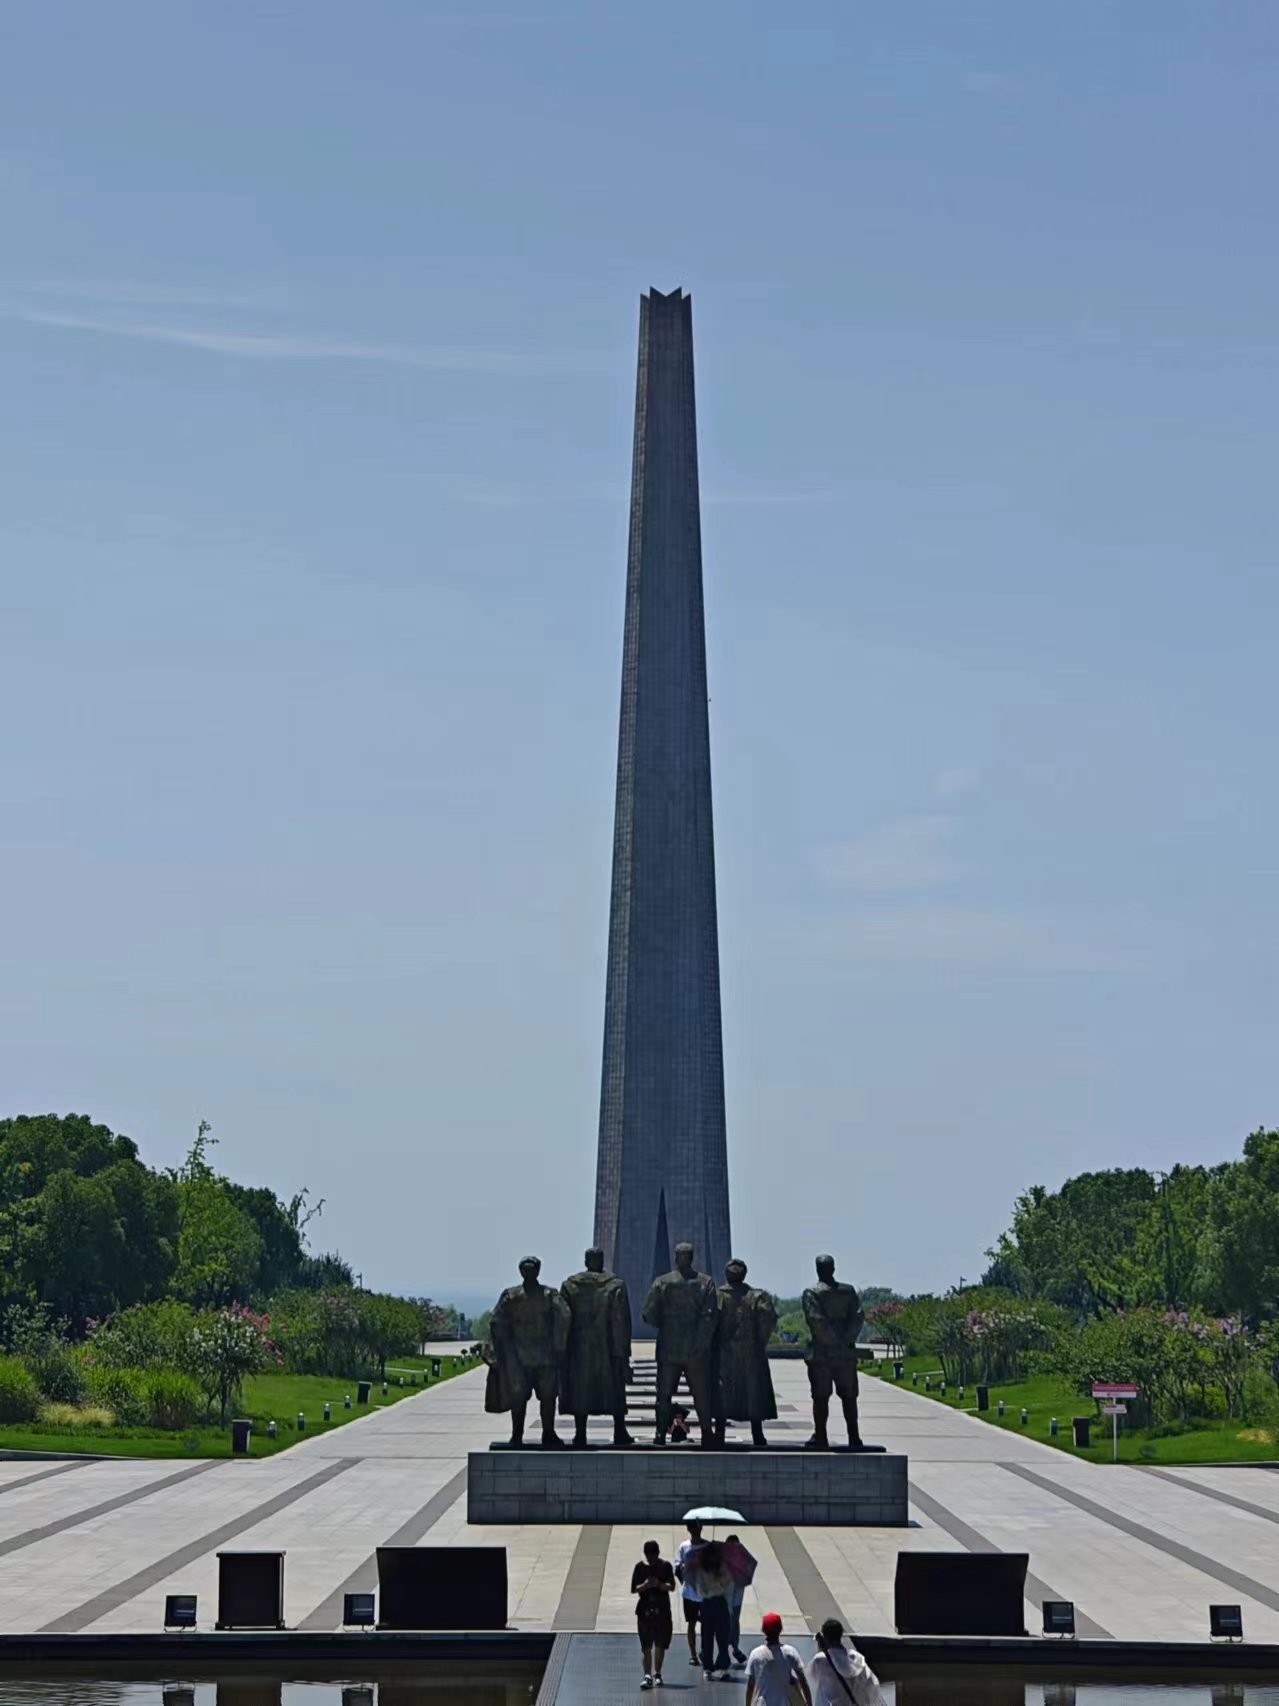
[483,1244,866,1449]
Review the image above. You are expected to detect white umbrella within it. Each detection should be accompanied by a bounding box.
[682,1504,745,1537]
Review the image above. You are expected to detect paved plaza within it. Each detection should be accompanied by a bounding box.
[1,1354,1278,1640]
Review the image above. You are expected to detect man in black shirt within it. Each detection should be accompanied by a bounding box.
[631,1538,675,1689]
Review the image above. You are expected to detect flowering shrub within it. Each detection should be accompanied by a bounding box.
[187,1304,280,1423]
[865,1301,905,1356]
[896,1291,1062,1383]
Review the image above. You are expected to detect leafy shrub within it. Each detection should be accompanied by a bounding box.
[144,1370,205,1430]
[87,1302,198,1372]
[27,1348,86,1405]
[38,1402,115,1428]
[84,1364,148,1426]
[0,1355,39,1423]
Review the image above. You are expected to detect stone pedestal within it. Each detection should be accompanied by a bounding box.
[467,1447,907,1526]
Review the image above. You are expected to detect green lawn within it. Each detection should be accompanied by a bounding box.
[0,1358,473,1460]
[867,1352,1279,1465]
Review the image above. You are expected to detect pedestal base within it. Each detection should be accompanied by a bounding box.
[467,1447,908,1525]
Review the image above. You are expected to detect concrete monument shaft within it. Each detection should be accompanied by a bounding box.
[594,289,732,1335]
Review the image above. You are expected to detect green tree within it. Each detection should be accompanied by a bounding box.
[0,1114,177,1325]
[171,1130,262,1305]
[1197,1131,1279,1318]
[355,1292,422,1381]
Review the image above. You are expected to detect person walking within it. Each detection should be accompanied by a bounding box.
[689,1540,735,1679]
[631,1539,675,1690]
[675,1520,704,1666]
[722,1532,758,1666]
[808,1617,884,1705]
[745,1612,812,1706]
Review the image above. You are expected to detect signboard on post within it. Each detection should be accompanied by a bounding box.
[1092,1384,1138,1459]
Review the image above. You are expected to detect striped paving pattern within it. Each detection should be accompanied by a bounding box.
[0,1351,1278,1639]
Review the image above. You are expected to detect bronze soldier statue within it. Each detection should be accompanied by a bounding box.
[643,1241,718,1446]
[712,1258,778,1448]
[802,1254,865,1449]
[484,1255,570,1447]
[559,1247,634,1447]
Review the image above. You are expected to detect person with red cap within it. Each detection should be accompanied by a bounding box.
[745,1612,812,1706]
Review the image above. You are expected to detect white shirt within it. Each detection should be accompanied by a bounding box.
[809,1644,883,1706]
[676,1540,702,1602]
[746,1641,804,1705]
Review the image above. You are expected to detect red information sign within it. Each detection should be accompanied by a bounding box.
[1092,1383,1139,1399]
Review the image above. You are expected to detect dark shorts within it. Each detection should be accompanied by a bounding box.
[807,1358,859,1403]
[683,1596,701,1626]
[638,1604,673,1649]
[510,1364,558,1406]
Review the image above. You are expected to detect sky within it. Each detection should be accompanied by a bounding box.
[3,2,1278,1307]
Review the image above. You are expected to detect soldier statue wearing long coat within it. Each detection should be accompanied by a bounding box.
[643,1242,718,1446]
[712,1258,778,1448]
[559,1248,634,1447]
[484,1255,570,1447]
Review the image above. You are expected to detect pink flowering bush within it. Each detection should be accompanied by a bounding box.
[188,1303,280,1423]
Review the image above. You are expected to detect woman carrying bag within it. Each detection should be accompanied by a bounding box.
[808,1618,885,1706]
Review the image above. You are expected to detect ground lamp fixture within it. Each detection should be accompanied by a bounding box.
[1042,1600,1075,1637]
[1209,1603,1244,1641]
[343,1591,376,1627]
[163,1593,197,1629]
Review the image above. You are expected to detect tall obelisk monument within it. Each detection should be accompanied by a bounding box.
[593,288,732,1333]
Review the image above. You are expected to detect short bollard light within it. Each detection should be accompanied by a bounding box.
[924,1375,931,1391]
[382,1381,388,1396]
[297,1410,306,1432]
[1050,1416,1059,1437]
[345,1393,351,1409]
[398,1375,403,1386]
[997,1400,1006,1418]
[323,1402,332,1422]
[911,1372,918,1386]
[958,1385,965,1400]
[939,1380,947,1396]
[1021,1407,1029,1426]
[267,1420,277,1440]
[432,1358,441,1378]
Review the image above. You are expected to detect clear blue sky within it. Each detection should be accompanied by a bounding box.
[4,2,1277,1304]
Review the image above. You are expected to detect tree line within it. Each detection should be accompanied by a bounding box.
[865,1127,1279,1431]
[0,1112,455,1341]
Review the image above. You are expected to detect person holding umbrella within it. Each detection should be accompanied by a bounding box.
[680,1506,745,1678]
[688,1539,735,1678]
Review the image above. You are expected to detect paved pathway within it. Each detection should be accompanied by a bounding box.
[2,1357,1278,1639]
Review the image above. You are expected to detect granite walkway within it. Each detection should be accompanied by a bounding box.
[1,1355,1277,1640]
